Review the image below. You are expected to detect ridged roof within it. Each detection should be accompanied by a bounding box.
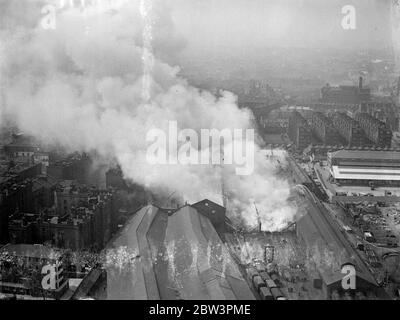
[105,203,255,300]
[296,193,377,287]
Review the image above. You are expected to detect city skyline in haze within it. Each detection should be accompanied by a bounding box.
[171,0,392,56]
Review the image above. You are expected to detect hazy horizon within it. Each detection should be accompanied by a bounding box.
[171,0,392,57]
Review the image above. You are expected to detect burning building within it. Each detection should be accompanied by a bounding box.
[104,200,255,300]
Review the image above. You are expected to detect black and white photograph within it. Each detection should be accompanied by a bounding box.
[0,0,400,308]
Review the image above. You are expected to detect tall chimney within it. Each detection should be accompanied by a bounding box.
[358,76,363,90]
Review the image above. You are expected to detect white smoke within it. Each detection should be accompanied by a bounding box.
[0,0,295,231]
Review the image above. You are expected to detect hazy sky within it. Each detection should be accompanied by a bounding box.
[171,0,392,53]
[0,0,394,68]
[0,0,393,56]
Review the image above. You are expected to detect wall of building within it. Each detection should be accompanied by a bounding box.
[355,113,392,148]
[288,111,312,150]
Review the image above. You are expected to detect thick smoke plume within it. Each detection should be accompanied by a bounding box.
[0,0,295,231]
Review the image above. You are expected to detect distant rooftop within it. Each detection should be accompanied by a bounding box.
[0,244,60,260]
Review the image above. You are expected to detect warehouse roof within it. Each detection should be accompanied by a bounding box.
[105,203,255,300]
[296,191,377,287]
[331,165,400,181]
[330,150,400,162]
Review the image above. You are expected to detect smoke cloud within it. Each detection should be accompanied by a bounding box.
[0,0,295,231]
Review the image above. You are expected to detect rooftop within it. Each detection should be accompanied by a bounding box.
[105,202,254,300]
[296,189,377,287]
[331,166,400,181]
[330,150,400,162]
[0,244,61,260]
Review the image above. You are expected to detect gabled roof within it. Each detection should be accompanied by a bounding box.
[105,203,254,300]
[297,199,377,287]
[191,199,226,224]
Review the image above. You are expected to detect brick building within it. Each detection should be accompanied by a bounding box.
[360,101,399,132]
[310,112,342,146]
[37,186,119,251]
[321,77,370,104]
[331,112,368,147]
[0,244,69,299]
[355,113,392,148]
[48,154,92,186]
[0,163,42,244]
[288,111,312,150]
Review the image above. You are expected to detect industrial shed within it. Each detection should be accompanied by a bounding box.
[296,194,382,299]
[104,202,255,300]
[328,150,400,186]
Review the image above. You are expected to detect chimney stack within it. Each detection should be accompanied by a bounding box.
[359,76,363,90]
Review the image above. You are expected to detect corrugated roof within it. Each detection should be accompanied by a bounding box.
[105,203,254,300]
[106,206,150,300]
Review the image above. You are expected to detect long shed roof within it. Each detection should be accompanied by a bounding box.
[105,203,255,300]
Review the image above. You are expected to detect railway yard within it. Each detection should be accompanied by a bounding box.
[225,230,325,300]
[223,151,400,300]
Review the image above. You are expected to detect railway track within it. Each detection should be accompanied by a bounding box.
[295,184,378,285]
